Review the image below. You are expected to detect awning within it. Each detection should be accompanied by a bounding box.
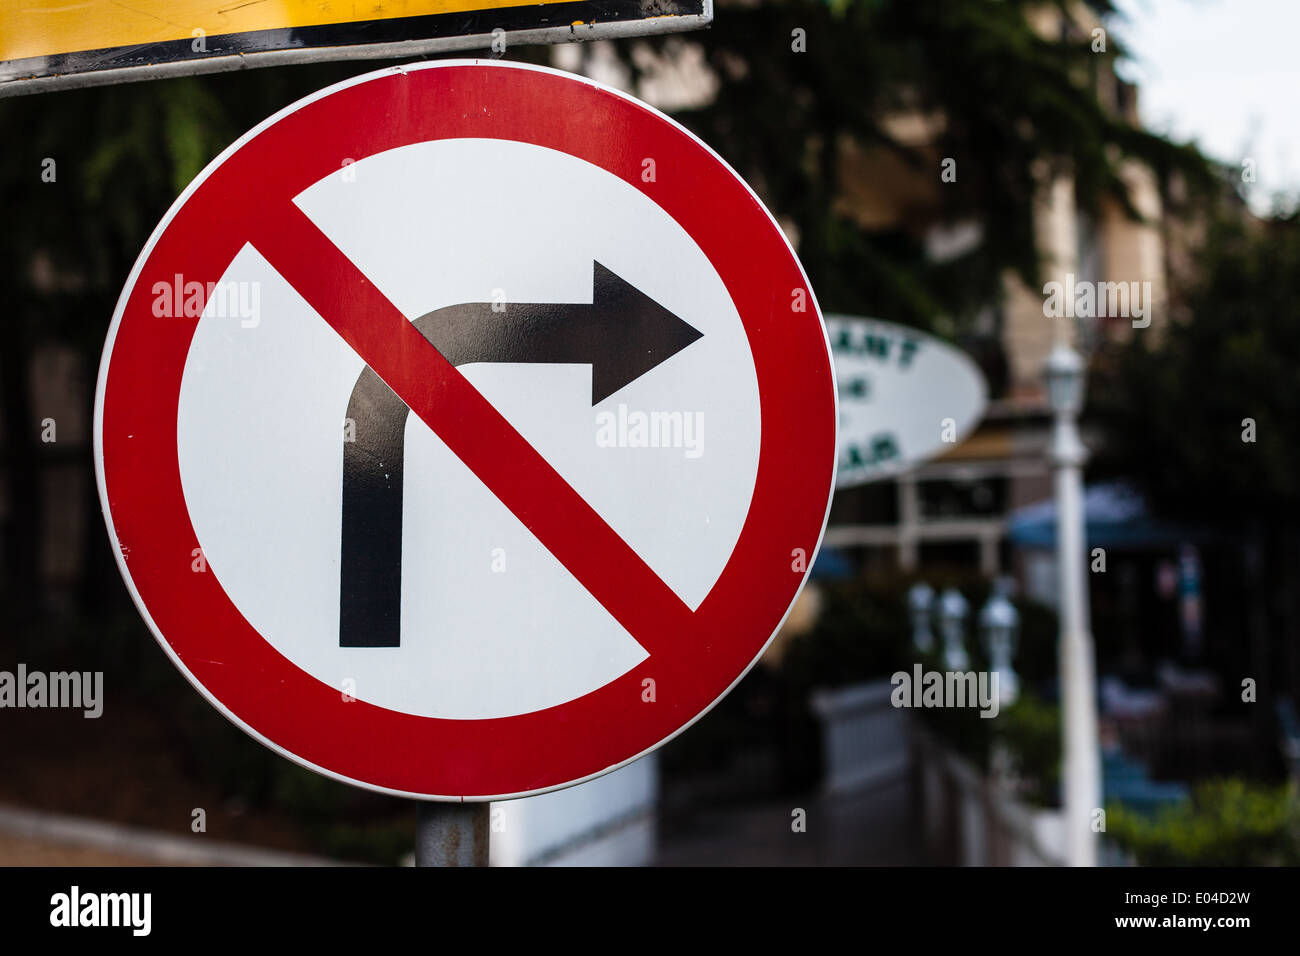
[811,545,854,580]
[1007,481,1196,550]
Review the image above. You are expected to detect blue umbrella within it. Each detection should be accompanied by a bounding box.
[1007,481,1197,550]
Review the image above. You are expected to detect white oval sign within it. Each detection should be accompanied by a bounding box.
[826,315,988,487]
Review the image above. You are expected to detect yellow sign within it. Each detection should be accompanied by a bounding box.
[1,0,712,95]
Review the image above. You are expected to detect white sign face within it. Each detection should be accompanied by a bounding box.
[826,315,987,487]
[177,137,762,720]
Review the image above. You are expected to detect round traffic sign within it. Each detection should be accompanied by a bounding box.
[95,60,837,799]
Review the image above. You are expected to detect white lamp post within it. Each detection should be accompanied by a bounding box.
[938,588,970,671]
[980,587,1020,706]
[1046,341,1101,867]
[908,582,936,653]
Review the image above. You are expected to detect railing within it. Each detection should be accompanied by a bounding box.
[809,681,910,795]
[808,678,1126,866]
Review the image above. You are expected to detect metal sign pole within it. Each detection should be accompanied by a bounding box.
[415,803,490,867]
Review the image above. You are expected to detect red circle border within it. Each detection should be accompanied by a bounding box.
[96,61,837,799]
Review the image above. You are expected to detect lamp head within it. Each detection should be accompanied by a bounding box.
[1045,342,1085,414]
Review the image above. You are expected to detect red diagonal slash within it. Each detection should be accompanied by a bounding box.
[250,202,695,658]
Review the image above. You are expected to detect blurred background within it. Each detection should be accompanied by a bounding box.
[3,0,1300,866]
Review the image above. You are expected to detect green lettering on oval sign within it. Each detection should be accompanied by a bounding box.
[839,432,900,471]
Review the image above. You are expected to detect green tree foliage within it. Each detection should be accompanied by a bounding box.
[1094,211,1300,527]
[618,0,1214,329]
[1107,779,1300,865]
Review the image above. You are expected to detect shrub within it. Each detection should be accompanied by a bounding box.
[1106,779,1300,866]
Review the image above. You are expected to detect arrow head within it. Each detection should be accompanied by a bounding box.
[589,261,704,405]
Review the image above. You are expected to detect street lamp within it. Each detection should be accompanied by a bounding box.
[908,581,936,653]
[1046,341,1101,867]
[980,585,1020,706]
[938,588,970,671]
[1045,341,1085,416]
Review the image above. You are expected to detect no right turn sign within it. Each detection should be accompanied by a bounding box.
[95,60,838,800]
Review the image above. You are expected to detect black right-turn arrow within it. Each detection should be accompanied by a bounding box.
[339,261,704,647]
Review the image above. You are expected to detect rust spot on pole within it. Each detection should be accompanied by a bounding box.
[415,802,489,867]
